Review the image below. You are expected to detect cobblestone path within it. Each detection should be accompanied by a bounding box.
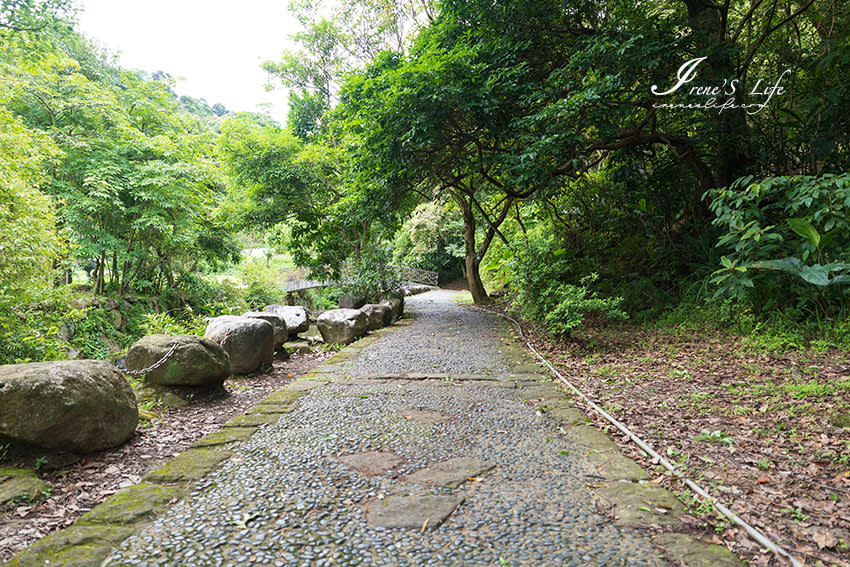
[107,290,668,567]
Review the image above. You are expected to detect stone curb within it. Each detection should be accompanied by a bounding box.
[488,311,745,567]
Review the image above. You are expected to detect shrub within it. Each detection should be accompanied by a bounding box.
[509,230,626,337]
[707,173,850,316]
[341,249,402,303]
[239,260,285,309]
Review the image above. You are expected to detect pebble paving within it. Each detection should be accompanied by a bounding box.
[107,290,666,566]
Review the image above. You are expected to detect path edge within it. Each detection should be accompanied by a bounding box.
[486,309,746,567]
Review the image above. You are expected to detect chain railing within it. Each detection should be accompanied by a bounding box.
[121,340,180,376]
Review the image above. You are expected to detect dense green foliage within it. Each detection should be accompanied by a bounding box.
[709,173,850,316]
[3,0,850,363]
[392,202,464,280]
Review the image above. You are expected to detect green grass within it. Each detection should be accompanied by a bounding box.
[453,291,473,304]
[211,253,296,282]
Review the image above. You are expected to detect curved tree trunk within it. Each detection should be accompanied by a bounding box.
[460,196,489,303]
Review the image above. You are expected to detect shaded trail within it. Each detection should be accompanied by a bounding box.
[106,290,667,567]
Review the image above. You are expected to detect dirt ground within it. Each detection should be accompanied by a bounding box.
[0,350,333,563]
[483,299,850,567]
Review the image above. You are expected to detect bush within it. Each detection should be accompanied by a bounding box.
[509,229,626,337]
[341,249,402,303]
[708,173,850,316]
[238,260,285,309]
[392,202,464,277]
[173,272,247,315]
[0,288,74,364]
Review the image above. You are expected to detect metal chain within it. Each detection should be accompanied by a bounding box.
[122,340,180,376]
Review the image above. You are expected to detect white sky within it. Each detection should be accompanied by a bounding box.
[75,0,298,124]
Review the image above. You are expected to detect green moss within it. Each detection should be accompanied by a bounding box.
[7,524,134,567]
[547,407,587,426]
[192,427,258,447]
[245,402,293,415]
[223,413,280,427]
[143,448,232,483]
[562,426,620,453]
[0,468,50,507]
[80,482,183,525]
[596,482,685,527]
[654,532,745,566]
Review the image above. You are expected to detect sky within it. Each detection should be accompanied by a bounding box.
[75,0,298,124]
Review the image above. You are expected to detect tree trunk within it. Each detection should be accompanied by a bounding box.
[95,252,106,295]
[683,0,753,187]
[458,195,489,304]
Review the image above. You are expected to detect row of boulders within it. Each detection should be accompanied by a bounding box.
[0,296,406,454]
[126,305,311,382]
[317,297,403,345]
[402,284,433,296]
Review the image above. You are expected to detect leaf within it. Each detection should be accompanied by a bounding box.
[819,228,840,250]
[812,529,838,550]
[786,218,820,248]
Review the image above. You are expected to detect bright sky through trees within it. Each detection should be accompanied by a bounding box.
[76,0,296,123]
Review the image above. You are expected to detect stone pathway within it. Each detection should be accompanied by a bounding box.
[105,290,667,566]
[10,290,743,567]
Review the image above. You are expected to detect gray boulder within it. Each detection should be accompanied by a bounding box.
[317,309,368,345]
[204,316,274,375]
[0,360,138,453]
[338,294,366,309]
[360,304,391,330]
[263,305,309,337]
[243,312,288,350]
[380,297,404,322]
[125,334,229,387]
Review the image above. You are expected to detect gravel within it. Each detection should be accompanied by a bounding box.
[106,290,666,566]
[342,290,513,376]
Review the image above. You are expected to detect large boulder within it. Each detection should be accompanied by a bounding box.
[338,294,366,309]
[380,297,404,322]
[360,304,391,331]
[0,360,138,453]
[125,334,229,387]
[243,312,288,350]
[317,309,368,345]
[204,316,274,375]
[263,305,309,337]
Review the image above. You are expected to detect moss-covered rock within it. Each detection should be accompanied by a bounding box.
[563,426,621,453]
[223,413,280,428]
[596,481,685,526]
[80,482,183,525]
[192,427,258,447]
[654,532,745,566]
[0,360,138,453]
[6,524,134,567]
[0,468,49,507]
[126,334,229,387]
[143,447,232,483]
[204,316,274,375]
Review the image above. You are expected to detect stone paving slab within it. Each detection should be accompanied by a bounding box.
[362,494,465,529]
[407,457,496,488]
